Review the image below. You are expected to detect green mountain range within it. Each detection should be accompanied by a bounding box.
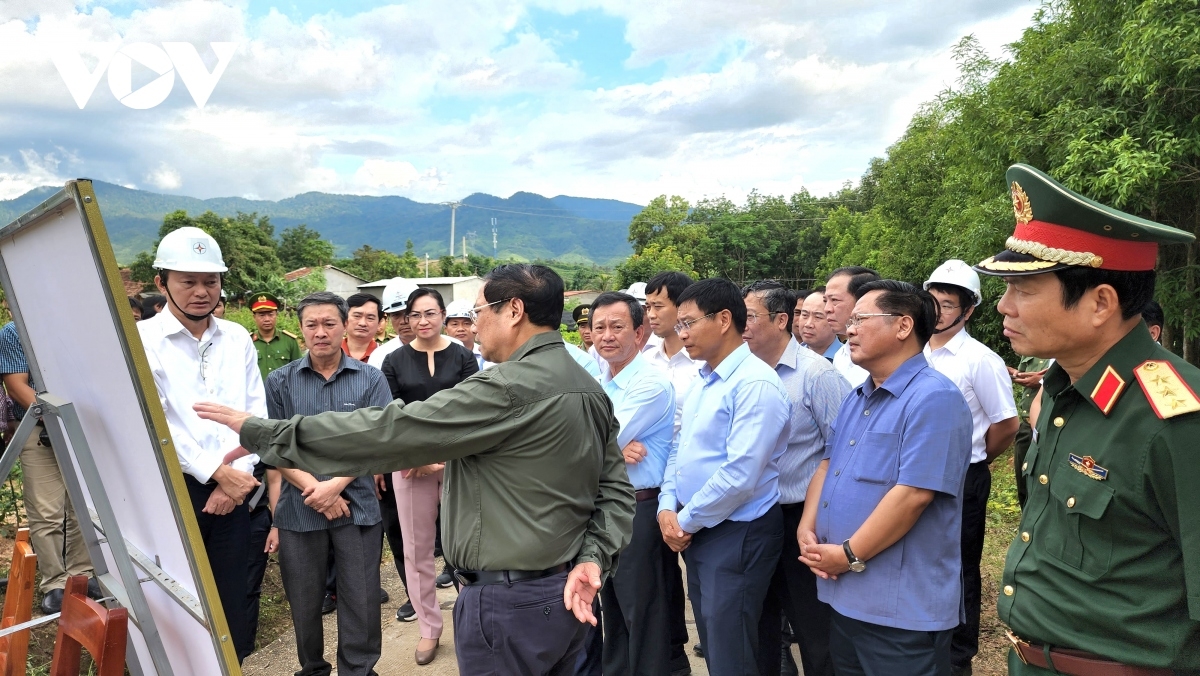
[0,181,643,266]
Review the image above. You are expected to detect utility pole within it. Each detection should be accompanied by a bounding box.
[462,236,467,263]
[491,217,498,259]
[424,253,429,278]
[442,201,462,256]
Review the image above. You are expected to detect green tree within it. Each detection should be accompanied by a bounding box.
[278,225,335,271]
[616,244,698,289]
[628,195,692,252]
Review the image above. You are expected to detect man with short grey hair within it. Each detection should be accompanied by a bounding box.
[265,291,393,676]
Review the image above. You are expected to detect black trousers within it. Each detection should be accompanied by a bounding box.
[454,570,588,675]
[758,501,833,676]
[683,504,782,676]
[245,505,272,647]
[326,473,408,598]
[830,611,952,676]
[602,498,671,675]
[185,477,253,662]
[663,545,690,667]
[279,523,383,676]
[1013,419,1033,508]
[951,461,991,670]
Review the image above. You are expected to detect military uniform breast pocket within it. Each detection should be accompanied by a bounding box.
[850,432,900,485]
[1047,467,1114,577]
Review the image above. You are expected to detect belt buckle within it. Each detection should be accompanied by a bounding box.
[1005,630,1029,665]
[452,570,469,587]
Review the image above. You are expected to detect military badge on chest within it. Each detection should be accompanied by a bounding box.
[1068,453,1109,481]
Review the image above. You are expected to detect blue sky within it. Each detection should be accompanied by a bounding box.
[0,0,1039,204]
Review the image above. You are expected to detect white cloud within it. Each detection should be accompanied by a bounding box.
[0,0,1039,210]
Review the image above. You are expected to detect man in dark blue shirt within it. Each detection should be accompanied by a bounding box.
[264,292,392,676]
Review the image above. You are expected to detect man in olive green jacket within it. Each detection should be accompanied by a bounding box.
[197,264,635,676]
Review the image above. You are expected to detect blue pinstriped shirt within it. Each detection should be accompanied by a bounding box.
[265,353,392,532]
[771,337,851,503]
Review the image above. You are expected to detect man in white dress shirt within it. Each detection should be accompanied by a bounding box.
[824,266,879,386]
[642,271,702,671]
[368,278,420,370]
[922,260,1019,676]
[138,226,265,662]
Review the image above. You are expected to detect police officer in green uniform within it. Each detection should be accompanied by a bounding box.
[976,164,1200,675]
[250,293,302,381]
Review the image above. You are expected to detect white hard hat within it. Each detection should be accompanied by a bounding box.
[445,299,473,320]
[626,282,647,302]
[381,278,420,314]
[152,226,227,273]
[923,259,982,306]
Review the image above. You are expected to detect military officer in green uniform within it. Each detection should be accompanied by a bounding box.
[250,293,302,381]
[976,164,1199,675]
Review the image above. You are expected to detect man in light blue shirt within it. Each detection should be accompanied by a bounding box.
[799,280,971,675]
[658,278,791,676]
[592,292,676,676]
[744,281,849,676]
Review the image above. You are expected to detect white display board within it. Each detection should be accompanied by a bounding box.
[0,181,238,674]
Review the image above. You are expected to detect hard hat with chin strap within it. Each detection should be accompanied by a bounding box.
[381,278,421,314]
[445,299,473,320]
[923,259,981,306]
[152,226,227,273]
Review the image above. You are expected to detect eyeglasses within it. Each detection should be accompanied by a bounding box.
[845,313,902,329]
[674,312,717,334]
[407,310,444,323]
[745,311,778,325]
[469,297,512,321]
[938,303,961,313]
[198,340,212,381]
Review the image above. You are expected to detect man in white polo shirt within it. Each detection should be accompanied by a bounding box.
[138,226,265,662]
[922,260,1019,676]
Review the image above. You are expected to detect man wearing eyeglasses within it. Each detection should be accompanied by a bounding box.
[799,279,972,675]
[137,227,265,662]
[194,264,634,676]
[922,260,1018,676]
[656,278,791,676]
[743,281,850,676]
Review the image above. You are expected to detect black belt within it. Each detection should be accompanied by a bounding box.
[453,562,570,587]
[635,487,660,502]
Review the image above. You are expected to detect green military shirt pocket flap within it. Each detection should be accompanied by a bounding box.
[1049,467,1114,520]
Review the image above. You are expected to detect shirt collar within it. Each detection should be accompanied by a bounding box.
[604,352,646,388]
[702,342,752,382]
[927,328,969,355]
[507,330,566,362]
[859,351,929,397]
[1045,321,1159,414]
[156,307,218,341]
[300,351,359,379]
[775,336,806,370]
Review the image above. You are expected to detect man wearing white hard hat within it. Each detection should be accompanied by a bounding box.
[445,299,488,370]
[368,278,421,370]
[921,259,1018,676]
[137,226,266,662]
[625,281,662,354]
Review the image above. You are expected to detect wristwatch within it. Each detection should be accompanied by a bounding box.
[843,539,866,573]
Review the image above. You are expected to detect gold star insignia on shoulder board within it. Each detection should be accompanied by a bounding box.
[1134,360,1200,419]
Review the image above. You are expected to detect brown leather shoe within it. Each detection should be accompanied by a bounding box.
[415,638,439,665]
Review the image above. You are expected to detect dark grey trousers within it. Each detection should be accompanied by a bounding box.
[454,570,589,675]
[278,523,383,676]
[601,498,671,676]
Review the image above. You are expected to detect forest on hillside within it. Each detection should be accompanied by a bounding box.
[624,0,1200,361]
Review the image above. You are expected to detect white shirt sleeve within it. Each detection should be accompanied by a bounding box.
[976,350,1019,424]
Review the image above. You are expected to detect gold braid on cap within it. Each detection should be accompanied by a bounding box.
[1005,237,1104,268]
